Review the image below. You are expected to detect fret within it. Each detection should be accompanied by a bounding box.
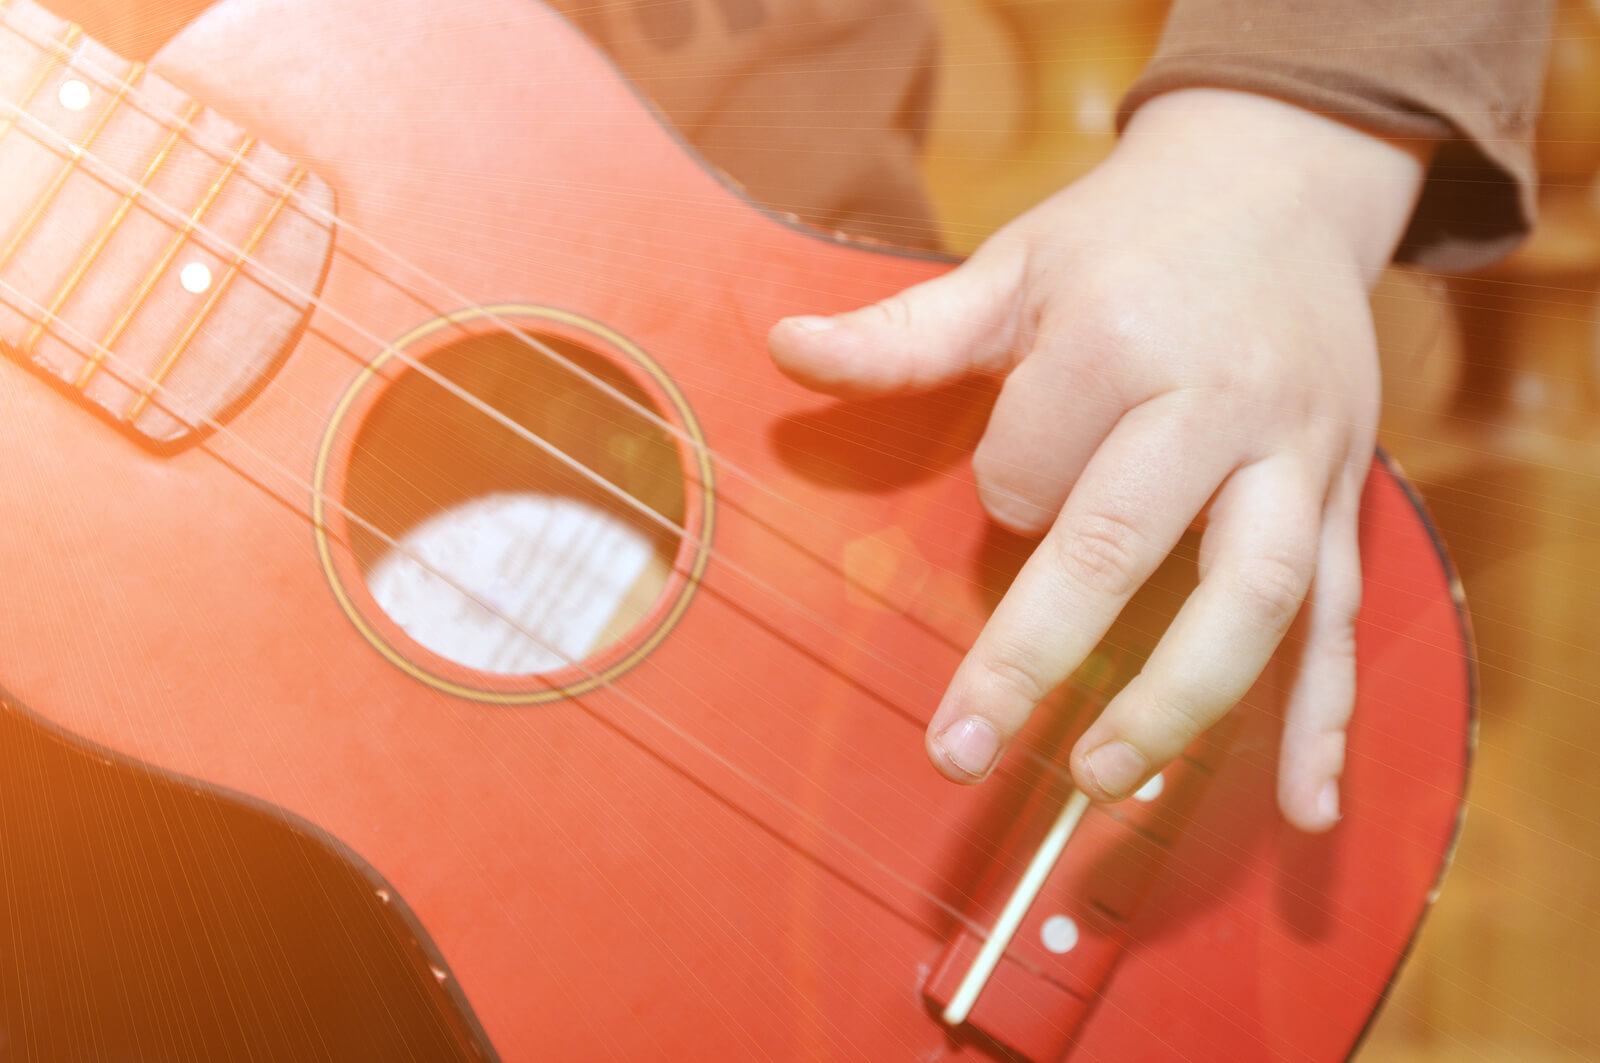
[125,167,308,421]
[0,61,143,275]
[74,132,256,389]
[22,99,202,355]
[0,20,81,152]
[0,0,335,449]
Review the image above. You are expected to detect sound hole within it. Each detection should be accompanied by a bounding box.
[342,328,686,676]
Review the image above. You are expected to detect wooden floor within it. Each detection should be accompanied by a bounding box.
[1359,312,1600,1062]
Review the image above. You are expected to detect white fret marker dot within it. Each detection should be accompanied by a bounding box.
[179,262,212,294]
[1040,915,1079,955]
[1133,772,1165,803]
[58,79,90,111]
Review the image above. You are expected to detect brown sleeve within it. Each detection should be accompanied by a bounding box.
[1119,0,1555,271]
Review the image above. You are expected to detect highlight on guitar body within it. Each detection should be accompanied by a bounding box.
[0,0,1473,1059]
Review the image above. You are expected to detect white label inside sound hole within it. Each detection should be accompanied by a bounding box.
[365,492,653,675]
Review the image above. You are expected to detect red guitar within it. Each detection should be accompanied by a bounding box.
[0,0,1471,1059]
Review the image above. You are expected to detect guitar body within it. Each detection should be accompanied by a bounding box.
[0,0,1471,1059]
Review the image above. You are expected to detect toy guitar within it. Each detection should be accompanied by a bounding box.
[0,0,1472,1058]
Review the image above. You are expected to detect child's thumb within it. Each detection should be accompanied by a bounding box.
[767,254,1022,397]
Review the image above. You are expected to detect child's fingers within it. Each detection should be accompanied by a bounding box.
[969,340,1127,535]
[765,249,1024,397]
[1275,475,1364,831]
[1068,456,1324,801]
[924,396,1232,783]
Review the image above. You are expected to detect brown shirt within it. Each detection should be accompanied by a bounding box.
[1125,1,1556,270]
[554,0,1553,270]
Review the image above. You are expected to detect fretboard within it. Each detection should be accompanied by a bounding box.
[0,0,334,446]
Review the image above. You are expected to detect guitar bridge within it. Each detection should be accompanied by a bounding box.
[922,722,1235,1062]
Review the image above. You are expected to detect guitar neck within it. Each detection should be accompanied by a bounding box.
[0,0,334,446]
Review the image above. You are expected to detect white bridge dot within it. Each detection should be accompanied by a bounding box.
[179,261,213,294]
[1133,772,1165,803]
[58,79,91,111]
[1040,914,1079,955]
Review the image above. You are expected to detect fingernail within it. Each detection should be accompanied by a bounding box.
[782,315,836,334]
[935,716,1001,780]
[1083,741,1147,800]
[1317,780,1341,823]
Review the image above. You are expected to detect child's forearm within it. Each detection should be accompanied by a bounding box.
[1119,88,1432,282]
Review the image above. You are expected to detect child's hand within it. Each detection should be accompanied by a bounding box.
[768,89,1430,832]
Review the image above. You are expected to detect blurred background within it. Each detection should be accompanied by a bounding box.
[915,0,1600,1057]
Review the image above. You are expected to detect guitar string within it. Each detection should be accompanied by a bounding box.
[0,13,1143,953]
[0,267,1015,942]
[0,28,1010,708]
[0,271,1136,994]
[0,26,1135,781]
[0,7,1018,668]
[0,86,983,715]
[0,9,1449,1037]
[0,12,1345,1026]
[0,49,1145,890]
[0,31,1171,976]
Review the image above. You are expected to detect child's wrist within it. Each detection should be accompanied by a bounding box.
[1116,88,1433,280]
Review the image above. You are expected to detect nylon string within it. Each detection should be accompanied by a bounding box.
[0,9,1129,968]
